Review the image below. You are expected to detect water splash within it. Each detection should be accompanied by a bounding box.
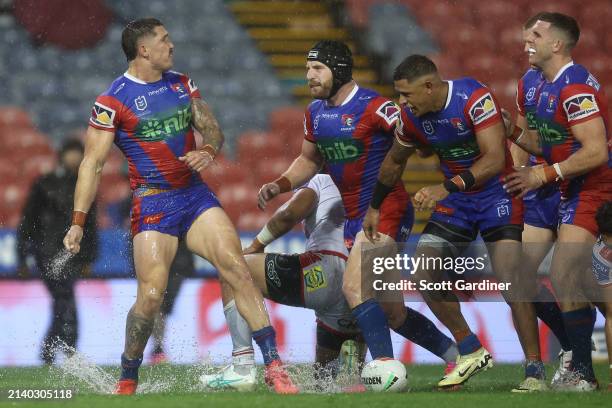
[47,250,74,280]
[55,350,115,394]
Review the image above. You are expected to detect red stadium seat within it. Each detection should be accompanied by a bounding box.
[200,157,251,191]
[253,157,294,185]
[0,107,33,128]
[269,106,305,136]
[98,174,130,205]
[237,131,286,168]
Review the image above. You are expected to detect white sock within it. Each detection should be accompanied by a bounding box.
[223,300,254,367]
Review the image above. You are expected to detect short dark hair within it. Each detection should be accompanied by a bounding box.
[530,12,580,49]
[596,201,612,235]
[393,55,438,82]
[59,138,84,157]
[523,12,547,30]
[121,18,164,62]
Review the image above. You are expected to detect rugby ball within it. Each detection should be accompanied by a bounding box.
[360,358,408,392]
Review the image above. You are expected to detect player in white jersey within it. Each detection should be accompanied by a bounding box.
[593,201,612,390]
[202,174,459,391]
[202,174,362,391]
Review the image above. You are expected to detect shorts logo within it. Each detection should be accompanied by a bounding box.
[304,265,327,292]
[469,93,497,125]
[143,213,164,224]
[375,101,400,126]
[435,205,455,215]
[422,120,435,135]
[563,93,599,121]
[135,95,147,111]
[496,203,510,218]
[266,260,282,288]
[90,102,116,128]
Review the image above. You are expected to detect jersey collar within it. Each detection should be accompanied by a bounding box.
[328,83,359,107]
[551,61,574,83]
[443,80,453,110]
[123,71,147,84]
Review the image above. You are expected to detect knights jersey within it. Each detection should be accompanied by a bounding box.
[395,78,509,192]
[89,71,202,190]
[532,62,611,197]
[303,85,405,219]
[516,68,546,167]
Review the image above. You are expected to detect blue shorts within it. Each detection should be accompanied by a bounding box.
[130,182,221,237]
[344,197,414,250]
[429,184,523,239]
[523,184,560,230]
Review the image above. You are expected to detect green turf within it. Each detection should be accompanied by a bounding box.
[0,363,610,408]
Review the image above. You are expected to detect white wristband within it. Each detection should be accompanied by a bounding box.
[514,129,525,144]
[553,163,564,180]
[256,225,275,246]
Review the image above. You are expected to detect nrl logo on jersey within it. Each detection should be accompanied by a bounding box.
[422,120,435,135]
[563,93,599,121]
[526,86,537,101]
[469,93,497,125]
[135,95,148,111]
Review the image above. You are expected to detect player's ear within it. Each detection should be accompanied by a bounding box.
[425,81,433,94]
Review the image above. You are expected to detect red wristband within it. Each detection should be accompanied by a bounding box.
[71,210,87,227]
[273,176,292,193]
[199,144,217,158]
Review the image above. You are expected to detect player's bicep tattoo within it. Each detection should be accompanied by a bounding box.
[191,98,224,151]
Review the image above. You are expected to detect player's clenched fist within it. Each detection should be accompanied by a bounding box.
[63,225,83,254]
[179,150,214,172]
[362,207,381,243]
[413,184,449,211]
[258,182,281,210]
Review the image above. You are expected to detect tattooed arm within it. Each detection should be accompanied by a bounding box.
[179,98,224,171]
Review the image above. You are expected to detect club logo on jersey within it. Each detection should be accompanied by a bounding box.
[451,118,466,132]
[304,265,327,292]
[135,95,148,111]
[90,102,116,129]
[586,74,601,91]
[469,93,497,125]
[422,120,435,135]
[375,101,400,126]
[341,114,354,127]
[563,93,599,121]
[526,86,536,102]
[316,139,364,163]
[546,95,557,112]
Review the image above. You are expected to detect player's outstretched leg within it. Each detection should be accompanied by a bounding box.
[186,208,297,394]
[116,231,178,395]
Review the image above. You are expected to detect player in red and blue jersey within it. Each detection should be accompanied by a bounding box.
[258,41,460,374]
[363,54,546,390]
[505,12,611,391]
[506,15,573,388]
[63,18,297,395]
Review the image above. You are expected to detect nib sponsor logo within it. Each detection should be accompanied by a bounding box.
[317,139,364,163]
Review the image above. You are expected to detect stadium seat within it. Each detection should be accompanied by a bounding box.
[0,107,33,128]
